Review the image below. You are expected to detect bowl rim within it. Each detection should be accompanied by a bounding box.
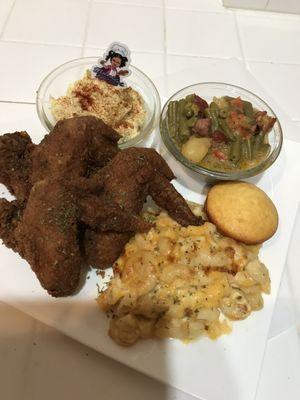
[160,81,283,180]
[36,56,161,148]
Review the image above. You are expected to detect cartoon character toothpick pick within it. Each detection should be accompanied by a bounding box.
[91,42,131,87]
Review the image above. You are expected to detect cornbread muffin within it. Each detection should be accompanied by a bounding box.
[205,182,278,244]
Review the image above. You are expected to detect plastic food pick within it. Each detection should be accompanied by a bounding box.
[91,42,131,87]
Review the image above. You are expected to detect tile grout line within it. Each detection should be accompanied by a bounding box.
[85,43,164,55]
[166,52,243,60]
[2,36,299,67]
[0,37,163,57]
[2,34,300,67]
[0,0,17,39]
[233,11,248,70]
[0,38,82,50]
[230,7,300,20]
[81,0,93,57]
[265,0,271,9]
[92,0,162,9]
[0,100,35,105]
[163,6,233,15]
[165,6,300,21]
[241,59,300,67]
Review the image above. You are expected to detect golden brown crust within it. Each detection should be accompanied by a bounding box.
[205,181,278,244]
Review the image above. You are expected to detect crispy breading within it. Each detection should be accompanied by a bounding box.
[17,179,83,297]
[31,116,120,184]
[0,116,203,296]
[0,131,35,201]
[84,230,132,269]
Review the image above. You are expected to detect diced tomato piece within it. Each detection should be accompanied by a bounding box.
[227,111,241,129]
[212,149,227,161]
[230,96,244,111]
[238,126,252,139]
[212,131,227,143]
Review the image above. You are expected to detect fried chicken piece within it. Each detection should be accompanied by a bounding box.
[83,147,203,268]
[148,174,199,227]
[84,230,132,269]
[88,147,200,226]
[0,117,200,292]
[0,179,84,297]
[19,179,83,297]
[0,198,23,252]
[0,117,121,295]
[0,131,35,201]
[79,192,151,232]
[31,116,120,184]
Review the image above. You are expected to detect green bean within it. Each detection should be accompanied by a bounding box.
[186,116,197,128]
[219,108,229,119]
[224,96,234,102]
[178,98,186,134]
[209,102,220,131]
[185,94,195,103]
[184,102,199,118]
[179,123,190,143]
[252,131,265,154]
[175,100,181,141]
[260,143,271,156]
[229,139,242,165]
[218,118,236,141]
[242,137,253,160]
[185,109,194,119]
[166,101,178,140]
[178,99,191,143]
[204,108,211,119]
[243,101,254,119]
[243,101,256,125]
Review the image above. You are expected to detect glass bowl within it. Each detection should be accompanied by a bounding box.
[36,57,161,148]
[160,82,283,180]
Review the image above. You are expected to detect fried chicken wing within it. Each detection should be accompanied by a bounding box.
[0,131,35,201]
[84,230,132,269]
[0,116,203,295]
[1,116,121,296]
[148,174,199,227]
[31,116,120,183]
[17,179,82,297]
[88,147,201,226]
[78,192,151,232]
[83,147,203,268]
[0,198,23,252]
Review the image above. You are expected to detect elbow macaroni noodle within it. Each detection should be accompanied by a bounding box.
[98,204,270,346]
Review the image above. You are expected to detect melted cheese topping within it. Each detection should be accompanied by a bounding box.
[98,206,270,346]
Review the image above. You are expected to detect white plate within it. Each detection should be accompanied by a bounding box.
[0,138,299,400]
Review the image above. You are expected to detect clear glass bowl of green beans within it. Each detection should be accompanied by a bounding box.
[160,83,283,180]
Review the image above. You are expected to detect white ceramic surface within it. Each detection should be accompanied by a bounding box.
[0,0,14,33]
[166,8,241,58]
[86,2,164,52]
[246,61,300,123]
[236,12,300,64]
[0,138,299,400]
[1,1,300,399]
[1,299,299,400]
[0,41,81,103]
[3,0,89,46]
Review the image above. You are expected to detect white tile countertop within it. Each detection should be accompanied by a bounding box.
[0,1,300,399]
